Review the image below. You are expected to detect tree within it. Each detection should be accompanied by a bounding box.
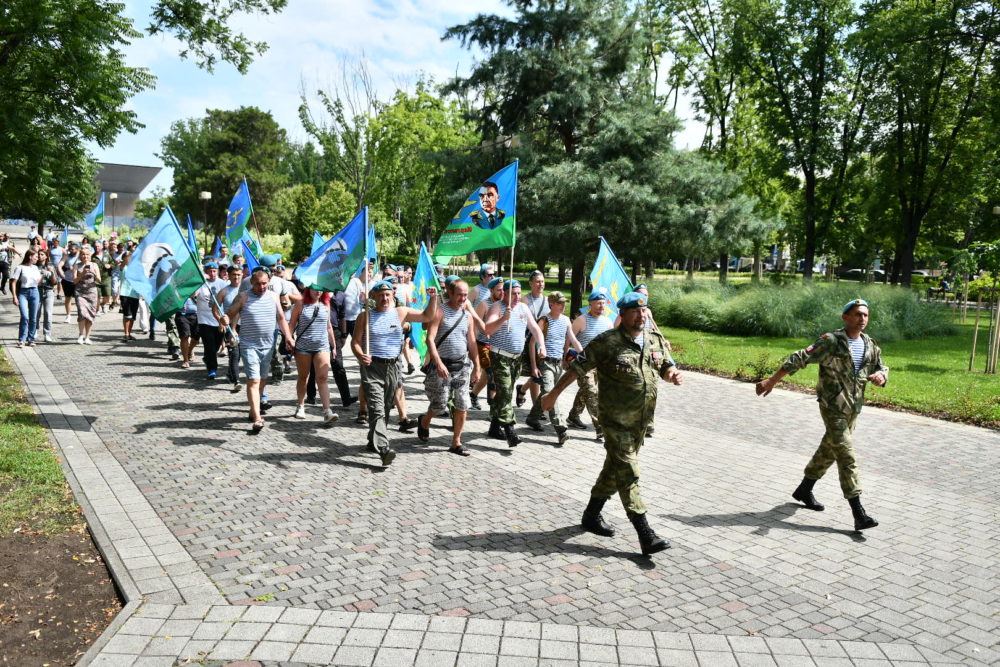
[133,186,172,221]
[159,107,288,234]
[0,0,287,226]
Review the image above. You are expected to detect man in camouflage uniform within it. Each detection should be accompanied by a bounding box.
[542,292,682,556]
[756,299,888,531]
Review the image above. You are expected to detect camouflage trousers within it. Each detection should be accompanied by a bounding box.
[163,316,180,356]
[804,409,861,499]
[489,351,522,424]
[363,358,400,455]
[527,357,564,429]
[591,425,646,515]
[569,369,599,426]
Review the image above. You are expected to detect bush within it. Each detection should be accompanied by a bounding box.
[647,282,955,342]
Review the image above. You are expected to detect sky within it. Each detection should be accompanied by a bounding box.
[91,0,705,198]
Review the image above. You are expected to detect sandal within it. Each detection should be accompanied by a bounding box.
[355,413,367,425]
[417,417,430,442]
[181,361,190,369]
[251,419,265,433]
[398,417,419,432]
[515,384,527,407]
[448,445,470,457]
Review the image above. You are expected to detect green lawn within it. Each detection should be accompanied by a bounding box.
[661,319,1000,428]
[0,349,79,534]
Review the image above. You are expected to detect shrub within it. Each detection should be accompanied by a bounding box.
[647,281,954,342]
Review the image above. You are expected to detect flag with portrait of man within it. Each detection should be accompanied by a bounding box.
[432,161,517,263]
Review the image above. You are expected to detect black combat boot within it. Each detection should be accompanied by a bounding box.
[792,477,825,511]
[502,423,521,448]
[848,496,878,531]
[488,418,504,440]
[524,416,543,431]
[581,497,615,537]
[628,512,670,556]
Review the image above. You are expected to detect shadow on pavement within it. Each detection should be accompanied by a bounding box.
[432,525,658,567]
[663,503,867,542]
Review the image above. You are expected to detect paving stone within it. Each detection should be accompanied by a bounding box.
[249,640,298,661]
[291,642,338,664]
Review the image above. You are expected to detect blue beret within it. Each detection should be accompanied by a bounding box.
[479,263,493,277]
[434,264,445,271]
[635,283,648,291]
[384,275,398,284]
[617,291,648,311]
[843,299,869,314]
[203,261,219,269]
[588,287,609,302]
[503,279,521,290]
[369,280,394,293]
[444,274,461,285]
[487,277,502,289]
[259,253,281,267]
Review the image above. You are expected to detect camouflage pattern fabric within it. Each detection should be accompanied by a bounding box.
[570,328,676,514]
[781,329,888,416]
[569,369,599,427]
[489,352,522,424]
[805,409,861,498]
[527,357,564,429]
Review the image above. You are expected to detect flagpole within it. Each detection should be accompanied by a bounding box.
[507,245,514,330]
[243,177,266,250]
[364,208,370,357]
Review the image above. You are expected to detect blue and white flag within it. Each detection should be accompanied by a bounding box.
[294,208,367,292]
[83,193,105,235]
[409,242,441,364]
[589,237,633,318]
[185,215,198,253]
[224,179,253,248]
[311,231,325,254]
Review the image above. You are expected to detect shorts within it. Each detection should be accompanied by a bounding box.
[62,279,76,298]
[99,280,113,298]
[423,358,473,413]
[121,296,139,320]
[175,312,199,340]
[240,345,273,380]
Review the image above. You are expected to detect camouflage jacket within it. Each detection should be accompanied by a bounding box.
[781,329,889,415]
[570,327,676,432]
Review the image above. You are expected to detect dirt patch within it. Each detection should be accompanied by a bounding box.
[0,526,121,666]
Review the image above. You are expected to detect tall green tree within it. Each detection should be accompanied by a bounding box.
[159,107,289,235]
[0,0,287,226]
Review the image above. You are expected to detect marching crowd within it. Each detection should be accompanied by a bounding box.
[2,226,889,554]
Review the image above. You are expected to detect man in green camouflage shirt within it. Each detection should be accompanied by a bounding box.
[756,299,888,531]
[542,291,682,556]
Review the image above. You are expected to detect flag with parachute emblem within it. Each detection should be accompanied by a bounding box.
[589,237,633,318]
[124,206,205,321]
[409,242,441,364]
[224,179,253,248]
[433,161,517,262]
[294,208,367,292]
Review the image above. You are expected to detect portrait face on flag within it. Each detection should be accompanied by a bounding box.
[471,181,505,230]
[432,161,518,262]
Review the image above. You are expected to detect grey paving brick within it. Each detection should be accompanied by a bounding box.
[334,644,378,666]
[206,639,256,660]
[291,641,338,664]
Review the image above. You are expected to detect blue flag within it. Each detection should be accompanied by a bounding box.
[409,242,441,363]
[224,179,253,248]
[241,240,260,272]
[433,161,517,262]
[240,228,262,257]
[355,222,378,277]
[185,215,197,253]
[210,236,222,258]
[589,237,633,318]
[294,208,367,292]
[83,193,105,235]
[311,231,325,254]
[60,227,69,247]
[124,206,205,320]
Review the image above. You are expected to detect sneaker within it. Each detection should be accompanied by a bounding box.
[26,341,36,347]
[15,340,23,348]
[64,316,72,324]
[84,337,92,345]
[77,336,85,345]
[294,405,307,419]
[207,371,217,380]
[44,335,52,343]
[323,409,339,425]
[231,383,241,393]
[170,352,180,361]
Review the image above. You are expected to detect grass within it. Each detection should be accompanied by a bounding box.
[662,318,1000,428]
[0,349,79,535]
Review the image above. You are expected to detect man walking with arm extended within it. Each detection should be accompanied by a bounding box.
[755,299,887,531]
[541,292,682,556]
[525,291,583,445]
[567,288,614,438]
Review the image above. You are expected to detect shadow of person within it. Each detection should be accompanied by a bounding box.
[432,525,658,567]
[663,503,866,542]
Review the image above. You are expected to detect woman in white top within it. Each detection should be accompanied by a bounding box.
[11,249,42,346]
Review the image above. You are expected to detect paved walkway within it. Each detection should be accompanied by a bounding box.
[1,297,997,667]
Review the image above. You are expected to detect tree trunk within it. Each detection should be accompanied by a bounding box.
[752,242,762,284]
[557,262,566,286]
[890,243,902,285]
[802,171,817,280]
[719,252,729,283]
[685,256,694,280]
[896,212,921,288]
[645,259,654,280]
[630,259,638,285]
[570,256,586,317]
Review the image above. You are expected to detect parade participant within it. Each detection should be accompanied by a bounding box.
[34,249,58,343]
[118,252,142,343]
[469,276,503,411]
[11,249,41,346]
[541,291,682,556]
[175,297,199,368]
[516,269,550,409]
[111,243,125,308]
[219,270,296,433]
[756,299,887,531]
[193,261,228,380]
[96,244,115,313]
[271,263,301,378]
[525,291,583,445]
[289,287,339,424]
[0,234,22,296]
[416,279,481,456]
[216,265,245,392]
[614,283,668,437]
[472,263,495,307]
[567,288,614,438]
[483,279,546,448]
[306,288,355,407]
[59,243,80,322]
[351,280,439,467]
[48,238,64,299]
[73,249,101,344]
